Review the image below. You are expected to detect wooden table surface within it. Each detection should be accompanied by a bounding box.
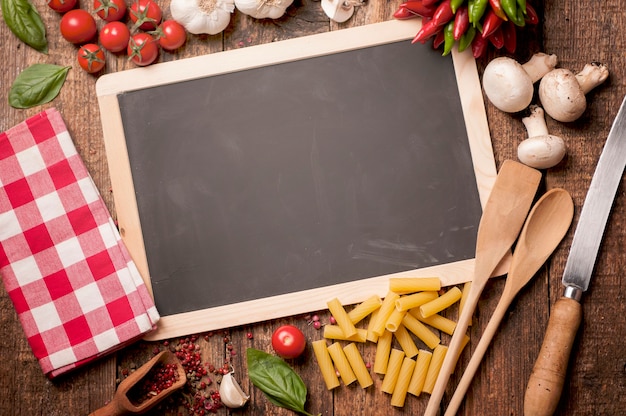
[1,1,625,415]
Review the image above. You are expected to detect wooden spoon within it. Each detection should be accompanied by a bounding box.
[89,350,187,415]
[444,188,574,416]
[424,160,542,416]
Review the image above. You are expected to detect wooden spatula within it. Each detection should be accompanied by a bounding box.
[424,160,542,416]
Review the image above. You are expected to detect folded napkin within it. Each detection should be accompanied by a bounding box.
[0,108,159,378]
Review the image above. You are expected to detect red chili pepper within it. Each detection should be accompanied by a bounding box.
[471,32,488,58]
[400,1,438,18]
[453,5,470,40]
[488,25,505,49]
[482,8,504,38]
[432,0,454,27]
[394,5,419,20]
[525,3,539,25]
[488,0,508,21]
[412,19,442,43]
[422,0,439,6]
[433,28,446,49]
[502,20,517,53]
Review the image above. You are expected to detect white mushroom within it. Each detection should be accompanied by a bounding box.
[517,106,566,169]
[321,0,360,23]
[482,53,558,113]
[538,62,609,122]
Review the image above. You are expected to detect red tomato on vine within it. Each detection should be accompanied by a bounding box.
[129,0,162,31]
[47,0,77,13]
[154,20,187,51]
[127,32,159,66]
[77,43,106,74]
[60,9,97,44]
[99,21,130,53]
[94,0,127,22]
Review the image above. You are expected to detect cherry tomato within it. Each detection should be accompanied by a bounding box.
[156,20,187,51]
[94,0,127,22]
[127,32,159,66]
[271,325,306,359]
[47,0,77,13]
[60,9,97,44]
[129,0,162,31]
[99,21,130,53]
[77,43,106,74]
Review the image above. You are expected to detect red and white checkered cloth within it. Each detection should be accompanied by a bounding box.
[0,108,159,378]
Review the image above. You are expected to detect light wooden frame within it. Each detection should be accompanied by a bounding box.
[96,19,497,340]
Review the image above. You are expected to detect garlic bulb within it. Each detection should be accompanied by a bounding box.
[171,0,235,35]
[234,0,294,19]
[219,372,250,408]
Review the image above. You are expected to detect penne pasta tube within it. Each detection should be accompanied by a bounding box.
[419,286,462,318]
[373,329,393,374]
[385,308,407,332]
[381,349,405,394]
[347,295,382,324]
[393,324,419,358]
[370,291,400,337]
[388,277,441,294]
[395,291,439,311]
[343,343,374,389]
[323,325,367,343]
[422,344,448,394]
[407,349,432,397]
[402,312,440,349]
[391,357,417,407]
[312,340,340,390]
[327,298,357,338]
[413,311,457,336]
[327,342,357,386]
[366,308,381,343]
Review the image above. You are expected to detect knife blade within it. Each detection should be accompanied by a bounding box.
[524,94,626,416]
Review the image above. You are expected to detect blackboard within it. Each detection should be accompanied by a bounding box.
[96,20,497,340]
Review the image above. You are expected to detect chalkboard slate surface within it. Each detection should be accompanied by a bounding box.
[97,20,497,340]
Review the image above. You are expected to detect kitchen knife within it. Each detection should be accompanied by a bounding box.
[524,94,626,416]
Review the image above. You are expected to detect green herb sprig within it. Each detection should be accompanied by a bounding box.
[1,0,47,53]
[246,348,320,416]
[9,64,70,109]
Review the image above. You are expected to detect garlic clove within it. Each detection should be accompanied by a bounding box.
[219,372,250,409]
[321,0,355,23]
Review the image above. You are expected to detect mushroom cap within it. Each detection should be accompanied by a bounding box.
[518,134,567,169]
[539,68,587,122]
[482,57,534,113]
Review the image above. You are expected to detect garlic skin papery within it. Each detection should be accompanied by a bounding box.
[219,372,250,408]
[171,0,235,35]
[235,0,294,19]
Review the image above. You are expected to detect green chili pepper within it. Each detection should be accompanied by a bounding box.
[458,25,476,52]
[517,0,527,14]
[450,0,465,13]
[470,0,489,27]
[502,0,525,26]
[442,20,455,56]
[467,0,475,24]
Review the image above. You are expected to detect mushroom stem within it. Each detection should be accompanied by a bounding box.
[522,53,558,83]
[575,62,610,94]
[522,106,550,138]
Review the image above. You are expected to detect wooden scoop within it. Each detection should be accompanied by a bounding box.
[89,350,187,415]
[444,188,574,416]
[424,160,542,416]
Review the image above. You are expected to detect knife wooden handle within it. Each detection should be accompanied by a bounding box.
[524,297,582,416]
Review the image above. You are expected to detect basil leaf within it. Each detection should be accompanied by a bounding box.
[9,64,70,109]
[246,348,318,416]
[1,0,48,53]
